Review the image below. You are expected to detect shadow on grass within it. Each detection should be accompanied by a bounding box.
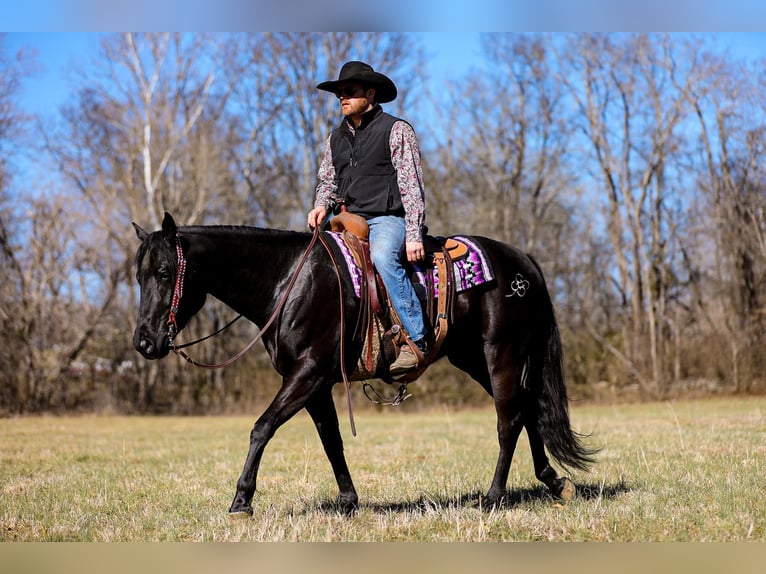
[309,479,633,515]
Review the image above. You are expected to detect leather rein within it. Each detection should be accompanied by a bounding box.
[165,227,357,435]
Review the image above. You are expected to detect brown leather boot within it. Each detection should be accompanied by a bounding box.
[389,345,418,375]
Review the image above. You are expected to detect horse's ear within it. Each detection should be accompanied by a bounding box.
[161,212,177,239]
[132,222,148,241]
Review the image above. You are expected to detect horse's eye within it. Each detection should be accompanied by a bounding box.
[158,266,172,282]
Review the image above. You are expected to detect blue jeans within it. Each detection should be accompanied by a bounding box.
[367,215,427,343]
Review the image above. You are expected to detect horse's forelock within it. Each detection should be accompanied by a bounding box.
[136,231,175,276]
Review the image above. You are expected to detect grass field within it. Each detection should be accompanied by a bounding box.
[1,396,764,541]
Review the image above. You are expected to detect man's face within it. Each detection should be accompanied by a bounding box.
[335,83,374,119]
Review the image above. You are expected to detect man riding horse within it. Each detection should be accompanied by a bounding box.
[307,61,428,376]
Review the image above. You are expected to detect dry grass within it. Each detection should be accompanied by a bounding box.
[1,396,764,541]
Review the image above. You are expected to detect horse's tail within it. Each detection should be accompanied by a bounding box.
[528,256,598,472]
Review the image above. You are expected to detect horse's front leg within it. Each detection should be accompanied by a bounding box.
[228,375,316,517]
[305,384,358,515]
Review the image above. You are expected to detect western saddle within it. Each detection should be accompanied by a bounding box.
[329,210,463,383]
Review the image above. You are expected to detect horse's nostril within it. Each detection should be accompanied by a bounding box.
[140,338,155,355]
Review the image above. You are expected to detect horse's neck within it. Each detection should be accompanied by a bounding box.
[186,227,308,318]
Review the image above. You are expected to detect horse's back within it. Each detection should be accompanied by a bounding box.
[446,235,553,350]
[456,234,547,292]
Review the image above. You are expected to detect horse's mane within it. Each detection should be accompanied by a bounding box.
[180,225,311,238]
[177,225,314,263]
[136,225,311,267]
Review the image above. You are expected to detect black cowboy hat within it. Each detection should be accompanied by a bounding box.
[316,61,397,103]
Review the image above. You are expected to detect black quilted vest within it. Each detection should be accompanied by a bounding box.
[330,106,405,218]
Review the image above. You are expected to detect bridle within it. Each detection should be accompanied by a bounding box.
[166,235,186,349]
[163,226,357,435]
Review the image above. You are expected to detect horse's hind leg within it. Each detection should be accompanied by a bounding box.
[524,414,576,502]
[483,346,526,508]
[448,341,525,508]
[305,385,358,515]
[485,405,524,508]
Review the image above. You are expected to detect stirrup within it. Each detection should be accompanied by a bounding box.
[363,382,412,406]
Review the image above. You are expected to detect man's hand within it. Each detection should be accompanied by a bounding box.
[406,241,425,263]
[307,206,328,230]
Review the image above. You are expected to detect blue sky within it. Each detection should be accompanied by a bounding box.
[7,33,107,116]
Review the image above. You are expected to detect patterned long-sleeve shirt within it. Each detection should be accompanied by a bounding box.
[314,119,426,243]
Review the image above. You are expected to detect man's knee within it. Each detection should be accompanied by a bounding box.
[370,244,399,271]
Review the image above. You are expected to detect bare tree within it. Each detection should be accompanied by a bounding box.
[0,35,37,411]
[41,33,237,410]
[683,42,766,392]
[447,34,576,259]
[2,193,125,410]
[558,34,701,397]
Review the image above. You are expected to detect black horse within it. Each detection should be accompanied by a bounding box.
[133,212,596,516]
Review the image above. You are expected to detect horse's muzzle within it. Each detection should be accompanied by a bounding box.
[134,326,170,359]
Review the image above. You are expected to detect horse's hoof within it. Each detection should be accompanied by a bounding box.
[337,494,359,516]
[228,507,253,520]
[556,477,576,502]
[479,492,504,511]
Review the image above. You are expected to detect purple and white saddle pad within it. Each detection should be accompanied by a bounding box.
[324,232,495,299]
